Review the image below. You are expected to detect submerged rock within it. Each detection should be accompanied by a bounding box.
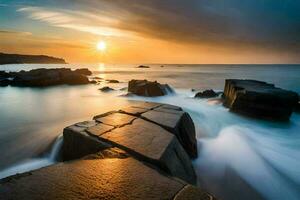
[223,79,298,121]
[107,79,119,83]
[99,86,114,92]
[1,68,91,87]
[137,65,150,68]
[195,89,218,98]
[128,79,173,97]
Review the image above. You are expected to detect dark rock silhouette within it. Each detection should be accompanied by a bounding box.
[99,86,114,92]
[128,79,173,97]
[137,65,150,68]
[195,89,218,98]
[74,68,92,76]
[0,68,91,87]
[107,79,119,83]
[0,52,66,64]
[223,79,298,121]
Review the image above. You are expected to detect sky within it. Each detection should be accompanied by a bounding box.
[0,0,300,64]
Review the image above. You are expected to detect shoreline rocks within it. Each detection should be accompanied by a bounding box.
[195,89,219,98]
[0,68,92,87]
[0,102,216,200]
[99,86,114,92]
[223,79,298,121]
[128,79,173,97]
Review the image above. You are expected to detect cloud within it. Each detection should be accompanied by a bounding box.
[0,29,32,36]
[17,6,137,38]
[16,0,300,52]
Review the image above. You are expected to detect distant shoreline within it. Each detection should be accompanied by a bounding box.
[0,52,67,65]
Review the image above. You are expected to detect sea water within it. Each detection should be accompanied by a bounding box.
[0,64,299,199]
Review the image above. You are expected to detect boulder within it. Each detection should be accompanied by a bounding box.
[128,79,173,97]
[195,89,218,98]
[141,108,197,159]
[223,79,299,121]
[6,68,90,87]
[0,157,214,200]
[99,86,114,92]
[91,118,196,184]
[107,79,119,83]
[74,68,92,76]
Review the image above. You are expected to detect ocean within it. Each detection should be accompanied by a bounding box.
[0,64,299,200]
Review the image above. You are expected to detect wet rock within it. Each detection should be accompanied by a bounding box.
[4,68,90,87]
[137,65,150,68]
[95,118,196,184]
[90,80,97,84]
[174,185,217,200]
[0,158,207,200]
[195,89,218,98]
[223,79,298,121]
[0,71,10,79]
[94,112,136,127]
[62,121,112,161]
[0,79,10,86]
[107,79,119,83]
[99,86,114,92]
[74,68,92,76]
[128,79,173,97]
[142,109,197,159]
[119,106,149,116]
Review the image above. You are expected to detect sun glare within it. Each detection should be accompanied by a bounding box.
[97,41,107,51]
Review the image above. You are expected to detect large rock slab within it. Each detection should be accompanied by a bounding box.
[142,109,197,158]
[128,79,173,97]
[90,118,196,184]
[0,158,183,200]
[223,79,299,121]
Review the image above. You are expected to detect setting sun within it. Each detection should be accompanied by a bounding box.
[97,41,107,51]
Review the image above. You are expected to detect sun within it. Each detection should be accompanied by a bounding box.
[97,41,107,51]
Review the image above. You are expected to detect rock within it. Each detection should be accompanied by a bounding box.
[94,112,137,127]
[195,89,218,98]
[92,118,196,184]
[141,109,197,159]
[0,71,10,79]
[107,79,119,83]
[295,96,300,112]
[5,68,90,87]
[0,79,10,86]
[223,79,299,121]
[174,185,217,200]
[128,79,173,97]
[62,121,112,161]
[99,86,114,92]
[160,65,164,68]
[137,65,150,68]
[0,157,212,200]
[90,80,97,84]
[74,68,92,76]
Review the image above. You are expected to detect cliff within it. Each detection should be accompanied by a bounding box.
[0,52,66,64]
